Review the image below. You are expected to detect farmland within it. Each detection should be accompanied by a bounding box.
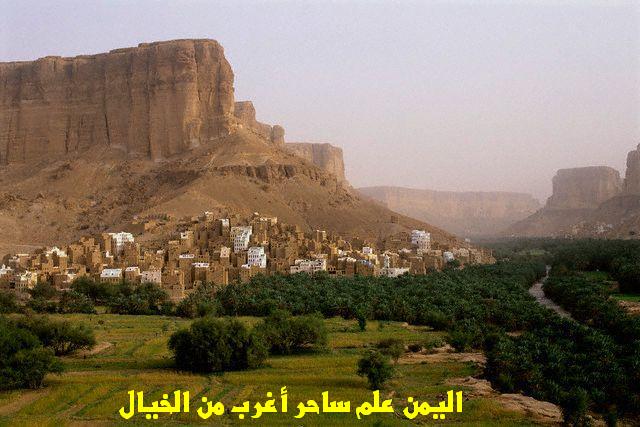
[0,314,535,426]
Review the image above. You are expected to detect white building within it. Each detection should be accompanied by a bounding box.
[231,226,253,252]
[247,247,267,268]
[141,270,162,285]
[443,251,455,263]
[109,232,135,254]
[100,268,123,282]
[193,262,210,269]
[0,264,13,277]
[14,271,38,291]
[219,246,231,258]
[362,246,374,256]
[411,230,431,253]
[290,258,327,274]
[380,267,410,278]
[46,246,67,257]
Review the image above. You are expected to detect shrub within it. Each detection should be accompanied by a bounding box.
[0,290,19,313]
[168,317,267,373]
[29,283,58,300]
[15,316,96,356]
[376,338,404,363]
[26,298,58,314]
[254,310,327,355]
[357,350,394,390]
[175,283,220,318]
[560,388,590,427]
[58,291,96,314]
[70,277,116,304]
[407,343,422,353]
[0,317,62,390]
[614,262,640,294]
[423,336,446,352]
[107,282,173,315]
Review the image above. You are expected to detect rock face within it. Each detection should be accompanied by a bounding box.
[0,39,461,255]
[233,101,284,145]
[285,142,346,183]
[358,186,540,237]
[624,144,640,194]
[0,39,235,163]
[507,165,629,237]
[546,167,622,210]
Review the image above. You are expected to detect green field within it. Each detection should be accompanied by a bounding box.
[0,314,538,426]
[611,293,640,302]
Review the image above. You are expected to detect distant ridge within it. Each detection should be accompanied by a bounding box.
[358,186,540,238]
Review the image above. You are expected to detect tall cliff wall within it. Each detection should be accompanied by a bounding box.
[285,142,346,183]
[624,144,640,194]
[545,166,622,210]
[0,39,235,163]
[358,186,540,237]
[233,101,284,145]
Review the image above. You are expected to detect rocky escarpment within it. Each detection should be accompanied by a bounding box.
[624,144,640,194]
[0,39,235,163]
[507,165,628,237]
[546,167,622,210]
[285,142,346,183]
[358,186,540,237]
[233,101,284,145]
[0,39,462,255]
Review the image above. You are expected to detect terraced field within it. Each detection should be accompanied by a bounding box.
[0,315,538,426]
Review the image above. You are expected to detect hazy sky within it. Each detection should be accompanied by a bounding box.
[2,0,639,201]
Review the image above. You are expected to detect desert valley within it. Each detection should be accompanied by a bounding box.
[1,2,639,426]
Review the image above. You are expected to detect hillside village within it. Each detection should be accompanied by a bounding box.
[0,211,494,301]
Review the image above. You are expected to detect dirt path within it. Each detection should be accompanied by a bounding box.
[528,267,572,320]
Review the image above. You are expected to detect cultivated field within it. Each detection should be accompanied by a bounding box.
[0,314,538,426]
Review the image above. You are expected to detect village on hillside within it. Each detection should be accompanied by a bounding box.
[0,211,495,301]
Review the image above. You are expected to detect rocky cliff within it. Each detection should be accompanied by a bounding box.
[0,39,459,255]
[624,144,640,194]
[358,186,540,237]
[506,165,629,237]
[285,142,346,183]
[546,167,622,210]
[233,101,284,145]
[0,39,235,163]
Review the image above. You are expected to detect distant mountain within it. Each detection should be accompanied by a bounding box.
[506,146,640,238]
[358,186,540,238]
[0,39,458,256]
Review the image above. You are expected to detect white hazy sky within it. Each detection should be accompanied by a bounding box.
[2,0,639,201]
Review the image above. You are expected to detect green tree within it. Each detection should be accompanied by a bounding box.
[15,316,96,356]
[0,316,62,390]
[357,350,394,390]
[175,282,220,318]
[168,317,267,373]
[0,290,19,313]
[29,282,58,300]
[254,310,327,355]
[376,338,404,363]
[58,291,96,314]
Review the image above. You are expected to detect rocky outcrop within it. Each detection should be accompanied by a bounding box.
[624,144,640,194]
[358,186,540,237]
[0,39,235,164]
[233,101,284,145]
[507,166,628,237]
[546,167,622,210]
[285,142,346,183]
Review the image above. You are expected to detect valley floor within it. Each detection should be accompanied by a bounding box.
[0,315,540,426]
